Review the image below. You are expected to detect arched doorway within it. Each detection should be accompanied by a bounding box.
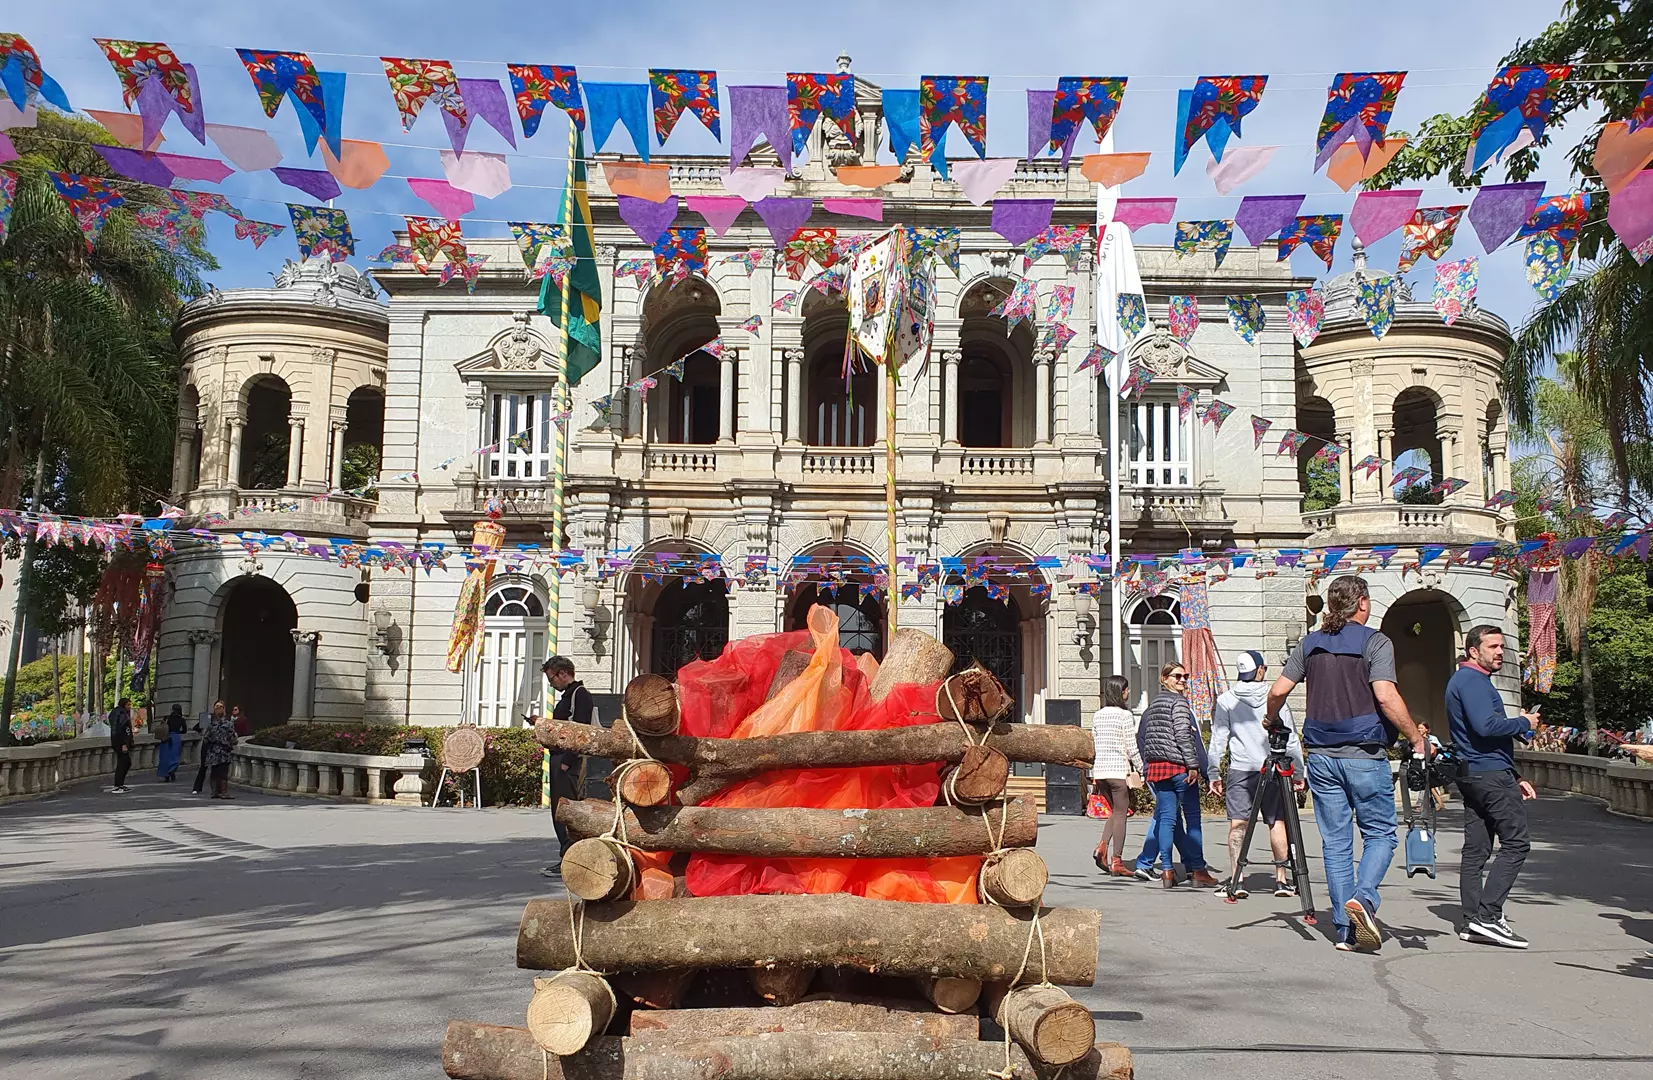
[1380,590,1458,732]
[241,375,292,490]
[806,348,875,447]
[342,386,385,491]
[650,580,730,675]
[1391,388,1443,502]
[944,586,1024,718]
[1297,395,1339,508]
[789,586,884,656]
[665,350,722,444]
[957,280,1036,448]
[473,579,549,727]
[1127,593,1183,713]
[218,576,296,729]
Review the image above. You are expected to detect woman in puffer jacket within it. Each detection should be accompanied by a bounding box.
[1131,662,1217,889]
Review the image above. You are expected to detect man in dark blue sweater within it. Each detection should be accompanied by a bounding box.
[1446,624,1540,949]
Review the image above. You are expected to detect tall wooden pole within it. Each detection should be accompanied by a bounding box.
[885,359,899,634]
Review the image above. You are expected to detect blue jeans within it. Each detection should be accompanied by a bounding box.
[1307,755,1397,930]
[1135,773,1206,873]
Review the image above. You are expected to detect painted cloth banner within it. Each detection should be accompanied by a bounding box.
[1173,218,1233,267]
[920,75,988,160]
[1432,256,1478,324]
[1355,275,1399,338]
[1174,75,1267,174]
[47,172,124,249]
[1315,71,1406,171]
[1524,567,1558,693]
[653,226,708,281]
[788,72,855,160]
[1167,295,1198,345]
[1276,214,1342,269]
[1049,76,1127,167]
[650,69,720,142]
[1397,205,1468,271]
[1285,288,1324,347]
[508,64,584,135]
[380,57,466,130]
[1227,295,1265,344]
[287,204,354,262]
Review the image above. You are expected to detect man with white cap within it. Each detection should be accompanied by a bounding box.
[1208,650,1305,898]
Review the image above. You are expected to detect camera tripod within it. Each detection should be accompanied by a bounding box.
[1223,749,1317,924]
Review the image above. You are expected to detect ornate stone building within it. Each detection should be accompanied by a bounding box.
[155,78,1519,732]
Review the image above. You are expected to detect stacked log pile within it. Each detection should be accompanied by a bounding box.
[441,624,1131,1080]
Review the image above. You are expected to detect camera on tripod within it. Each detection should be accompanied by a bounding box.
[1267,723,1291,754]
[1402,742,1463,791]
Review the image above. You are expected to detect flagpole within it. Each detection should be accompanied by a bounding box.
[883,228,910,636]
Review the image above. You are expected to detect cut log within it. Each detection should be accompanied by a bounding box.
[941,744,1010,804]
[623,675,679,736]
[935,664,1015,723]
[609,760,673,807]
[765,649,815,699]
[629,998,978,1041]
[748,966,813,1006]
[518,895,1099,986]
[867,629,955,701]
[443,1023,1135,1080]
[537,711,1091,807]
[612,972,694,1011]
[978,848,1049,908]
[526,972,616,1055]
[914,976,982,1015]
[560,838,635,903]
[999,984,1097,1066]
[555,796,1038,858]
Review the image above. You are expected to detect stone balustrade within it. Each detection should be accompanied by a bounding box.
[0,734,201,803]
[230,742,431,805]
[1517,750,1653,821]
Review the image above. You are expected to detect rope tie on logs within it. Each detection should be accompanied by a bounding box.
[542,900,620,1080]
[936,673,994,808]
[975,793,1054,1080]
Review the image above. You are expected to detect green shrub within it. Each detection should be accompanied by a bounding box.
[249,723,548,805]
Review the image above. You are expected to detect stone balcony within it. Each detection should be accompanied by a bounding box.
[1123,486,1232,534]
[1300,502,1514,545]
[185,487,377,539]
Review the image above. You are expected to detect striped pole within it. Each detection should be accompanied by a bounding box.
[883,228,909,634]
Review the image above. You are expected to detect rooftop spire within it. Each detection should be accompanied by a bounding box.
[836,52,853,74]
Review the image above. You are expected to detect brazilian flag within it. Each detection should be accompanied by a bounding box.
[539,126,602,385]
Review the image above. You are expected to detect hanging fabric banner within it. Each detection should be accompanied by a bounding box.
[906,226,961,275]
[920,75,988,160]
[1116,292,1147,339]
[1468,181,1545,253]
[1234,194,1304,246]
[1227,295,1265,344]
[380,57,467,131]
[1049,76,1127,167]
[649,69,720,143]
[1173,219,1234,267]
[1325,136,1407,191]
[1524,233,1570,301]
[1022,224,1089,270]
[777,226,836,278]
[1205,144,1277,195]
[585,82,651,160]
[207,123,282,172]
[1080,152,1151,186]
[1027,89,1055,164]
[1285,288,1324,347]
[405,215,467,272]
[236,49,326,133]
[728,84,790,171]
[1276,430,1311,457]
[1350,189,1422,246]
[507,64,584,136]
[1467,64,1571,173]
[991,276,1039,329]
[787,72,855,161]
[753,196,815,250]
[952,158,1018,205]
[991,199,1055,246]
[1201,399,1235,432]
[1250,415,1273,449]
[1276,214,1343,269]
[287,204,355,262]
[1314,72,1407,171]
[1355,274,1399,338]
[686,195,746,235]
[234,217,284,248]
[47,171,125,249]
[1525,567,1558,693]
[1113,197,1177,232]
[653,227,709,282]
[0,34,72,111]
[439,149,511,198]
[1515,192,1591,260]
[1397,205,1468,272]
[508,222,568,272]
[618,194,680,243]
[1173,75,1267,174]
[445,77,517,153]
[1167,295,1199,345]
[1432,256,1479,324]
[407,177,474,221]
[0,171,15,246]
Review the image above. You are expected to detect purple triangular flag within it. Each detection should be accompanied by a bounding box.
[1234,194,1305,246]
[729,85,791,172]
[1469,182,1545,253]
[686,195,746,235]
[753,196,813,247]
[95,144,175,187]
[991,198,1055,246]
[1026,89,1055,164]
[444,78,517,154]
[1113,197,1177,232]
[273,167,342,201]
[1350,189,1421,246]
[154,153,233,183]
[136,62,206,149]
[618,194,679,243]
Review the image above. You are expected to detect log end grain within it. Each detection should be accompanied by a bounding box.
[943,744,1011,804]
[560,838,635,902]
[1000,984,1096,1067]
[914,975,982,1014]
[978,848,1049,907]
[526,972,615,1056]
[868,629,956,701]
[623,674,680,736]
[748,966,815,1006]
[613,759,674,807]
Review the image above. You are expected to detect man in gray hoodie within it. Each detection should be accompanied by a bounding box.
[1208,651,1305,898]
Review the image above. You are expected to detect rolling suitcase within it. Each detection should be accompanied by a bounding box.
[1403,758,1437,879]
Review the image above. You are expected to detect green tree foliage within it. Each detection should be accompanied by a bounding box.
[340,442,380,494]
[1541,563,1653,731]
[1300,455,1341,512]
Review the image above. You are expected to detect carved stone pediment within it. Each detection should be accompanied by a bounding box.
[1127,331,1228,387]
[455,313,555,380]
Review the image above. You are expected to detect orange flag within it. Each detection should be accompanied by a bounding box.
[603,161,673,202]
[86,110,164,151]
[1081,152,1151,186]
[833,164,905,188]
[1325,137,1407,192]
[1594,121,1653,194]
[322,139,390,189]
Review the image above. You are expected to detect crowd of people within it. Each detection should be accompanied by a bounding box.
[105,699,248,797]
[1090,575,1545,953]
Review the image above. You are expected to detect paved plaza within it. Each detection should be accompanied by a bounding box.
[0,780,1649,1080]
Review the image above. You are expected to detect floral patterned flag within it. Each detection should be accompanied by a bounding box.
[507,222,567,271]
[991,276,1038,329]
[1043,284,1076,324]
[920,75,989,159]
[235,49,327,133]
[1039,322,1077,354]
[47,172,125,250]
[778,226,836,278]
[1168,295,1199,345]
[1276,214,1343,269]
[1021,223,1089,270]
[701,337,726,359]
[537,253,575,287]
[438,253,488,294]
[0,171,16,246]
[1118,365,1154,398]
[1276,430,1311,457]
[591,394,617,424]
[1355,275,1398,338]
[906,225,961,274]
[649,69,720,142]
[740,314,763,334]
[771,290,798,312]
[1630,73,1653,133]
[663,356,687,381]
[1117,292,1147,339]
[380,57,466,131]
[405,215,466,272]
[372,243,414,263]
[1516,192,1591,260]
[1430,476,1468,497]
[1524,233,1570,301]
[1176,385,1197,421]
[632,375,659,401]
[0,34,71,111]
[720,249,764,274]
[1486,489,1519,510]
[1077,343,1113,374]
[1314,72,1407,171]
[1250,415,1273,448]
[1227,295,1265,344]
[507,64,584,135]
[1049,77,1127,166]
[1285,288,1324,347]
[1397,205,1468,271]
[1433,257,1479,324]
[233,217,284,248]
[1313,440,1345,464]
[96,39,194,113]
[1467,64,1572,172]
[1174,219,1235,268]
[1201,398,1235,432]
[1353,454,1386,479]
[286,204,354,262]
[1174,75,1268,175]
[786,72,855,158]
[614,258,654,288]
[653,226,709,280]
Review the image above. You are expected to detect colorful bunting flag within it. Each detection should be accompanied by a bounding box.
[95,39,193,113]
[380,57,466,131]
[1355,275,1398,338]
[586,83,651,160]
[1176,385,1197,421]
[1468,182,1545,253]
[1313,440,1344,464]
[1021,224,1088,270]
[1116,292,1147,339]
[787,72,855,158]
[1250,415,1273,449]
[0,34,71,111]
[0,171,15,246]
[285,204,353,262]
[777,225,836,278]
[1043,284,1076,324]
[991,276,1039,329]
[906,226,961,275]
[1174,219,1234,267]
[508,222,567,272]
[1353,454,1385,479]
[1276,214,1342,268]
[1516,192,1591,260]
[1430,477,1468,497]
[1350,189,1422,246]
[653,226,709,281]
[47,172,124,250]
[372,243,414,263]
[771,290,797,313]
[1467,64,1571,172]
[1201,399,1235,432]
[438,253,488,294]
[1040,323,1077,354]
[649,69,720,142]
[1174,75,1267,175]
[1285,288,1324,347]
[1276,430,1311,457]
[920,75,989,159]
[740,314,763,334]
[1397,206,1468,271]
[1118,365,1153,398]
[1049,77,1127,166]
[508,64,584,135]
[1314,72,1407,171]
[1167,295,1198,345]
[406,215,466,272]
[1227,295,1265,344]
[1433,257,1478,325]
[233,217,284,248]
[1234,194,1306,246]
[1485,489,1519,510]
[1524,233,1570,301]
[1077,343,1113,374]
[614,258,654,288]
[719,249,765,274]
[1630,73,1653,134]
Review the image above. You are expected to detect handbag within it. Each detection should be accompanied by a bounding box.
[1126,770,1143,790]
[1085,791,1110,819]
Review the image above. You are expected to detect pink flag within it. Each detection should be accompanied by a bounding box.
[950,157,1018,206]
[154,153,233,183]
[822,197,882,221]
[722,167,785,202]
[1205,145,1277,196]
[1607,170,1653,252]
[1113,198,1177,232]
[1350,189,1422,246]
[407,177,475,222]
[440,150,512,198]
[205,123,281,172]
[686,195,746,235]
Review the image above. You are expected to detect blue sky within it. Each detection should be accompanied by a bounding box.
[8,0,1589,332]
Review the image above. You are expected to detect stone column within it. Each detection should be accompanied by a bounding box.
[1336,430,1352,505]
[941,349,961,446]
[290,630,320,723]
[188,630,218,718]
[285,417,305,488]
[1034,353,1053,446]
[330,422,348,490]
[718,349,736,444]
[171,418,196,498]
[1376,428,1393,501]
[784,348,805,444]
[226,419,245,488]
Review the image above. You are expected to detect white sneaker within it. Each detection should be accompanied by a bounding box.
[1466,917,1529,949]
[111,786,129,794]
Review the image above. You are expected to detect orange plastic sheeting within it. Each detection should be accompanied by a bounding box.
[604,161,673,202]
[1080,152,1151,186]
[1325,137,1407,192]
[679,605,981,904]
[86,110,163,151]
[834,164,905,188]
[322,139,391,189]
[1595,121,1653,194]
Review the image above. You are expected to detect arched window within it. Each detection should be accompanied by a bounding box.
[650,580,729,674]
[241,375,292,490]
[341,385,385,492]
[790,586,884,656]
[1126,594,1182,712]
[807,350,875,447]
[944,586,1023,716]
[1392,388,1443,503]
[474,580,549,727]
